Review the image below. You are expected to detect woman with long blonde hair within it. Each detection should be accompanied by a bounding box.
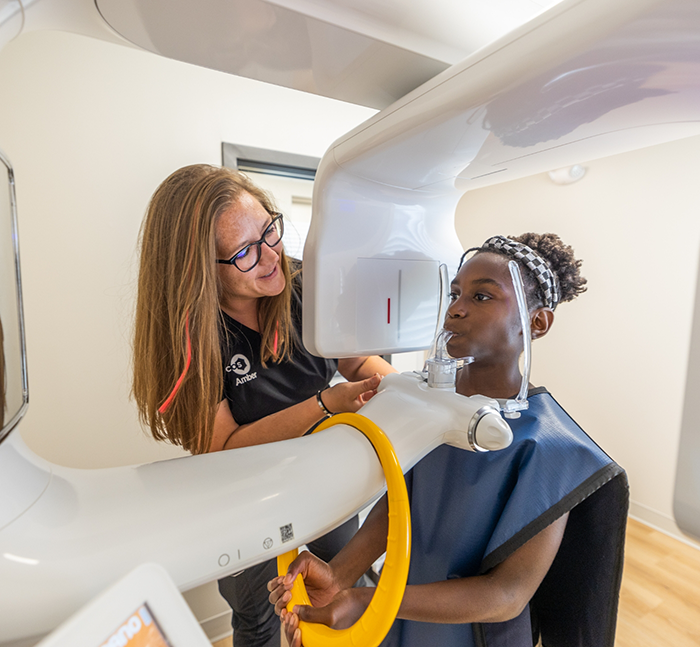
[133,164,394,647]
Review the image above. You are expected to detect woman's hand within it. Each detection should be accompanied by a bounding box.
[322,374,382,414]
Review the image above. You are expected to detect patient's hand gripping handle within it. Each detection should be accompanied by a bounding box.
[276,412,411,647]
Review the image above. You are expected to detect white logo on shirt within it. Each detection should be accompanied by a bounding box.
[226,353,251,375]
[226,353,258,386]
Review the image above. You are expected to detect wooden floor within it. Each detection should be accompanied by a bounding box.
[212,518,700,647]
[617,518,700,646]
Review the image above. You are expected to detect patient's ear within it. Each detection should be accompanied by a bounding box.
[531,308,554,340]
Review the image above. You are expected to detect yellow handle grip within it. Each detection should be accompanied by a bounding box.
[276,412,411,647]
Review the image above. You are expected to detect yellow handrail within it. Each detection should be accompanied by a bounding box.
[277,412,411,647]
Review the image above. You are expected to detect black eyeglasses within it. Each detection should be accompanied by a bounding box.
[216,213,284,272]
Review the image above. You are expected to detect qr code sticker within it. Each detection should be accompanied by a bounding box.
[280,523,294,543]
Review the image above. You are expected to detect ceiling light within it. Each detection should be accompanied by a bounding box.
[548,165,587,185]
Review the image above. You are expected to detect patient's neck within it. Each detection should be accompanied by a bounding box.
[455,362,523,400]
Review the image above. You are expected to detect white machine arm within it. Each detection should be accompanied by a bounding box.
[0,373,511,643]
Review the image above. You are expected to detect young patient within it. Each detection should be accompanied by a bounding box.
[268,233,628,647]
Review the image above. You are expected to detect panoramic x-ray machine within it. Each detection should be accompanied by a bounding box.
[2,0,700,644]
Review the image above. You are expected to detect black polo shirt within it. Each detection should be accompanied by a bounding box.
[220,266,338,426]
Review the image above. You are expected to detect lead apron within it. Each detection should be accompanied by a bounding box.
[381,388,628,647]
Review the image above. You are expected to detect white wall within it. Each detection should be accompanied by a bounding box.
[0,30,375,642]
[456,135,700,548]
[0,29,375,469]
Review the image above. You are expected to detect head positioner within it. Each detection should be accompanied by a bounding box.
[460,235,560,310]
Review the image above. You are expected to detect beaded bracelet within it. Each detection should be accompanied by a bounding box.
[316,389,333,416]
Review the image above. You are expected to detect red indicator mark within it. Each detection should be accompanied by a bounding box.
[387,298,391,324]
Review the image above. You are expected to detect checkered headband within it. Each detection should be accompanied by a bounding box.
[481,236,560,309]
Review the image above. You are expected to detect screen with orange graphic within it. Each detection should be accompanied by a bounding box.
[99,604,171,647]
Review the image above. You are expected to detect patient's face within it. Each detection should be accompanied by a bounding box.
[444,253,523,367]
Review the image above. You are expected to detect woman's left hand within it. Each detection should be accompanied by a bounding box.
[321,374,382,414]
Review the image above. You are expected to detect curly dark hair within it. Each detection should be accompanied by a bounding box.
[462,232,587,309]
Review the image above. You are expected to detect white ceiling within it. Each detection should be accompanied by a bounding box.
[94,0,564,108]
[267,0,563,62]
